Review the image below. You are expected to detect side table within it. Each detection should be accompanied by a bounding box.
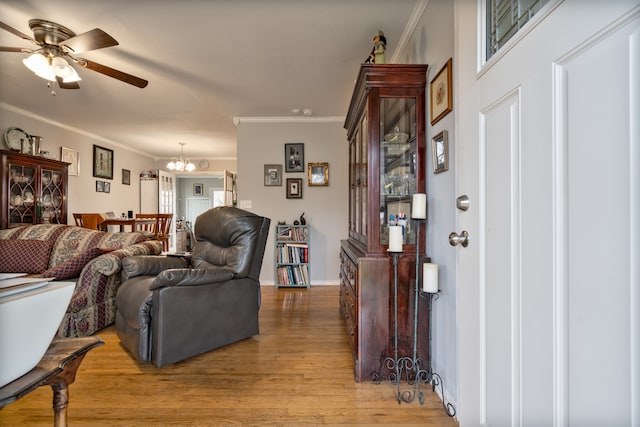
[0,336,104,427]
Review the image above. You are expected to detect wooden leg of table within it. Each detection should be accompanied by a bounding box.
[47,354,87,427]
[51,382,69,427]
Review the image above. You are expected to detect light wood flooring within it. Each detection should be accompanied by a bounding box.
[0,286,458,426]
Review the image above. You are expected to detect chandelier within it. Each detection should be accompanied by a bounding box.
[166,142,196,172]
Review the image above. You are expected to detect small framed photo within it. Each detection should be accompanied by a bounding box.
[431,130,449,174]
[286,178,303,199]
[93,144,114,180]
[308,162,329,186]
[122,169,131,185]
[60,147,79,176]
[104,181,111,193]
[264,164,283,186]
[193,183,204,196]
[95,180,104,192]
[430,58,453,125]
[284,143,304,173]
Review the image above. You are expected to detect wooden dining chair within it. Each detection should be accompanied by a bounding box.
[156,213,173,252]
[135,213,158,235]
[135,213,173,251]
[73,213,105,230]
[73,213,83,227]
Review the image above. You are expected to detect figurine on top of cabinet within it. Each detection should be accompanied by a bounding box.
[365,30,386,64]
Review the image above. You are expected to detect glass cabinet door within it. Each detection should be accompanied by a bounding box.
[349,116,369,247]
[41,167,64,224]
[8,162,36,227]
[379,97,417,246]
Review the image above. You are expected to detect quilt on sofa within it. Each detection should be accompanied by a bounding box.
[0,224,163,337]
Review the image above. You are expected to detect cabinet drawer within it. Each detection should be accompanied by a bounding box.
[340,249,358,296]
[339,283,357,353]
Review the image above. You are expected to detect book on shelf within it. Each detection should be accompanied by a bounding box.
[276,265,309,286]
[277,226,292,240]
[277,245,308,264]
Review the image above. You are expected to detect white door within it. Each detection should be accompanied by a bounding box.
[158,170,176,250]
[455,1,639,425]
[158,170,175,215]
[186,197,212,231]
[223,170,235,206]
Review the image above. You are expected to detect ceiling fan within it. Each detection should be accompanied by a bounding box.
[0,19,148,89]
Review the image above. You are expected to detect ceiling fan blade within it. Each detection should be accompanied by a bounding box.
[78,58,148,88]
[56,76,80,90]
[0,46,33,52]
[62,28,118,54]
[0,21,37,44]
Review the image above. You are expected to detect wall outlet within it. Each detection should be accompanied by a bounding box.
[239,200,252,209]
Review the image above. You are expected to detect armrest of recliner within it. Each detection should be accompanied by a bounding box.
[149,267,235,290]
[121,255,190,280]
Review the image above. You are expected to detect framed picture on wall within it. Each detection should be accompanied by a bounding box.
[286,178,303,199]
[431,130,449,174]
[430,58,453,125]
[264,164,283,186]
[93,144,113,179]
[60,147,79,176]
[122,169,131,185]
[193,183,204,196]
[308,162,329,186]
[284,143,304,172]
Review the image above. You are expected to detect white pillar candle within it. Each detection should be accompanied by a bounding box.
[412,193,427,219]
[423,262,438,293]
[388,226,403,252]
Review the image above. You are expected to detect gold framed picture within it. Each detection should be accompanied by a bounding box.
[308,162,329,186]
[430,58,453,125]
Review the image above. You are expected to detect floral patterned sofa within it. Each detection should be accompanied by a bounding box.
[0,224,163,337]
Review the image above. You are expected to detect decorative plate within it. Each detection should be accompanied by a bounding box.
[198,159,209,170]
[4,127,30,152]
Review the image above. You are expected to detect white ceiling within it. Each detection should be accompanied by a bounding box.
[0,0,420,160]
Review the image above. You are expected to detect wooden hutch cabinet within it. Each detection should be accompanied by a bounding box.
[1,150,69,229]
[340,64,429,381]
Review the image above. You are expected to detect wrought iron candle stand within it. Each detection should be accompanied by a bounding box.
[376,219,456,417]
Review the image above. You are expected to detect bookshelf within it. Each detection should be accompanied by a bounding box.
[274,224,310,288]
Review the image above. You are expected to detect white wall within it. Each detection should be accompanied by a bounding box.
[395,0,458,405]
[236,119,348,285]
[1,103,157,222]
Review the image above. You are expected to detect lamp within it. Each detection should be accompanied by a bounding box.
[23,52,82,83]
[166,142,196,172]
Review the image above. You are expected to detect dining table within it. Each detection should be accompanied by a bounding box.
[100,218,155,232]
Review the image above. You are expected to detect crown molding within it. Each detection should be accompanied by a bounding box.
[0,101,154,158]
[233,116,344,126]
[391,0,429,64]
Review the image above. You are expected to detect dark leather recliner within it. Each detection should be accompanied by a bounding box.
[115,206,271,367]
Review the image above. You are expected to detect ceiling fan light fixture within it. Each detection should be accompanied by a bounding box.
[166,143,196,172]
[51,56,72,78]
[23,52,56,81]
[61,66,82,83]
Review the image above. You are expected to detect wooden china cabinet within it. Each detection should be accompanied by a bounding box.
[340,64,429,381]
[1,150,69,229]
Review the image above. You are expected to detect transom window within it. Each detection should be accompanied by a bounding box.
[486,0,550,60]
